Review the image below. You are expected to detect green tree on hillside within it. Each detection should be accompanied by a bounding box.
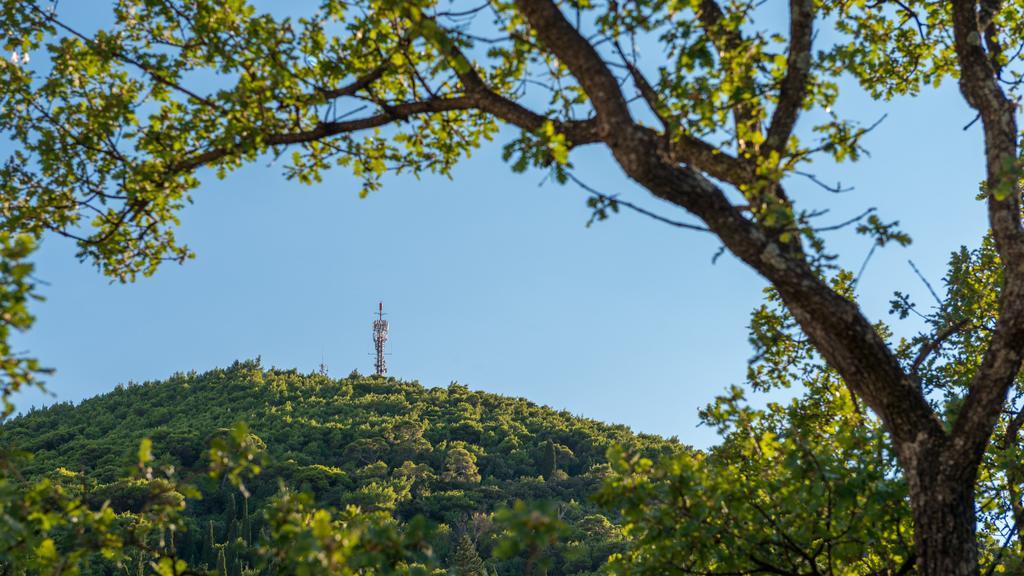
[539,440,557,481]
[4,0,1024,573]
[443,447,481,485]
[450,535,487,576]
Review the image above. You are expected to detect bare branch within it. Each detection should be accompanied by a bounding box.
[792,170,854,194]
[908,259,943,307]
[565,172,712,233]
[812,207,876,232]
[910,318,970,376]
[853,243,879,285]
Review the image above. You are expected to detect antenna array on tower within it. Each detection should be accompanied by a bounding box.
[373,302,389,376]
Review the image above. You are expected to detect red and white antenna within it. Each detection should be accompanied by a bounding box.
[372,302,389,376]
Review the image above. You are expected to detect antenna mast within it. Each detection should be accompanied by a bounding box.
[318,348,328,377]
[373,302,389,376]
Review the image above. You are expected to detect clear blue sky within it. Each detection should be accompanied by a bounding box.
[10,3,989,448]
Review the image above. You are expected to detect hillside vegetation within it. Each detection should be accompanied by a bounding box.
[0,360,679,574]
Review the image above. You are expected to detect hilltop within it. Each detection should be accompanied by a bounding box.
[0,360,680,574]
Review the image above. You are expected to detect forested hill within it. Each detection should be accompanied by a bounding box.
[0,359,680,574]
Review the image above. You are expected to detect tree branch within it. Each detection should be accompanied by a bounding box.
[171,97,482,174]
[950,0,1024,262]
[667,131,754,187]
[695,0,761,149]
[764,0,814,155]
[439,40,601,146]
[512,0,634,136]
[564,172,711,233]
[614,42,670,130]
[172,84,601,176]
[947,0,1024,477]
[910,318,970,376]
[999,403,1024,558]
[317,63,390,100]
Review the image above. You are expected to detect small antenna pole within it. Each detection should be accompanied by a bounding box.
[318,347,328,377]
[373,302,389,376]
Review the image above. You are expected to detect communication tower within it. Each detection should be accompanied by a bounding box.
[318,348,328,377]
[373,302,389,376]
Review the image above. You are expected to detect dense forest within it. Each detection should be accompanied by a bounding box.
[0,359,680,574]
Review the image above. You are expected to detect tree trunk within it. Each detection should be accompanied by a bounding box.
[905,450,980,576]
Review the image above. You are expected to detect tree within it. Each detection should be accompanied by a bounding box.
[492,501,566,576]
[2,0,1023,573]
[443,447,481,485]
[598,282,917,573]
[539,440,557,481]
[450,534,487,576]
[601,257,1024,574]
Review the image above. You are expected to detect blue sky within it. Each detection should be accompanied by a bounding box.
[10,2,990,447]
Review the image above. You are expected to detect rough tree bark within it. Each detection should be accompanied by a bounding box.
[907,447,980,574]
